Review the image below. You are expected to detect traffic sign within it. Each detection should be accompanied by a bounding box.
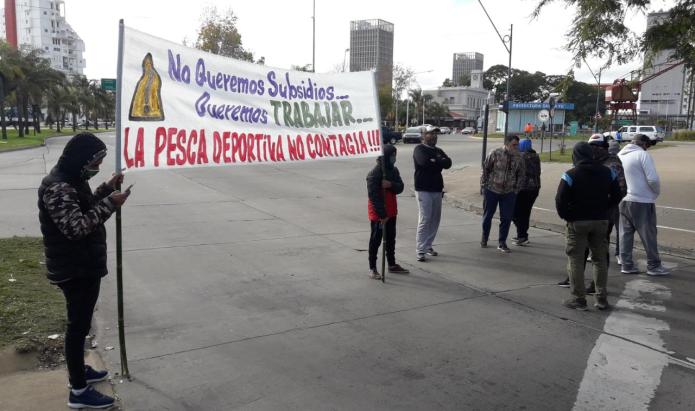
[537,109,550,123]
[101,78,117,91]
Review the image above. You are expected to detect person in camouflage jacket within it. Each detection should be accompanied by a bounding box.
[480,135,524,252]
[512,138,541,245]
[37,133,130,409]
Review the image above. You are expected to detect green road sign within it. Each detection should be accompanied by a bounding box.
[101,78,117,91]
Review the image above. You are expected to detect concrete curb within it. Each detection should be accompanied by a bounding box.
[444,192,695,261]
[0,131,112,154]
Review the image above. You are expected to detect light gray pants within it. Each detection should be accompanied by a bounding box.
[416,191,443,256]
[619,201,661,270]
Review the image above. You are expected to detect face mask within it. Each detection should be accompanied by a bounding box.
[81,168,99,180]
[390,156,396,166]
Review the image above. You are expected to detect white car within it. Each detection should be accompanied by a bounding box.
[605,125,665,143]
[402,127,424,144]
[439,127,451,134]
[461,127,476,135]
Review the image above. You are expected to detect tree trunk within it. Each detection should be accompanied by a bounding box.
[72,112,77,132]
[0,100,6,140]
[32,104,40,134]
[94,112,99,130]
[16,103,24,137]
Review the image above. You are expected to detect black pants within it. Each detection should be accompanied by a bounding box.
[512,188,539,240]
[58,276,101,389]
[369,218,396,269]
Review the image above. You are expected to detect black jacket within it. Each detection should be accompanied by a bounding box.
[366,145,404,219]
[37,133,114,283]
[413,144,452,192]
[555,142,622,222]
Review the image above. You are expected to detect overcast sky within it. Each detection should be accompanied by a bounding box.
[66,0,676,89]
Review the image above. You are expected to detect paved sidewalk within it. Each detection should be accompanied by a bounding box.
[443,143,695,257]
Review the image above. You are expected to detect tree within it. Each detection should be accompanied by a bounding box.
[392,64,414,127]
[442,78,454,87]
[562,78,607,127]
[194,7,254,61]
[457,73,470,87]
[378,85,393,121]
[533,1,695,70]
[484,64,550,102]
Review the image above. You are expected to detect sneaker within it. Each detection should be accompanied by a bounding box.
[416,254,426,262]
[594,297,611,310]
[647,265,671,276]
[481,236,488,248]
[497,243,511,253]
[85,365,108,384]
[388,264,410,274]
[426,248,438,256]
[621,267,640,274]
[616,255,622,265]
[68,386,115,409]
[563,297,588,311]
[585,282,596,295]
[368,269,382,280]
[557,278,570,288]
[514,237,529,246]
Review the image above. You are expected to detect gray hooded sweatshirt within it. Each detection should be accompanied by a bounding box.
[618,143,660,203]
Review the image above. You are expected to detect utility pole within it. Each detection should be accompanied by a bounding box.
[478,1,512,137]
[312,0,316,73]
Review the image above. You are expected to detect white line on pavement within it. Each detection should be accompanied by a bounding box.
[657,205,695,213]
[657,225,695,234]
[573,279,671,411]
[531,207,695,234]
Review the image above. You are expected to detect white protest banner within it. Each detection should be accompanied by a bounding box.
[119,27,382,172]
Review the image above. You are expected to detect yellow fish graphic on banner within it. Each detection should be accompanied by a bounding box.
[129,53,165,121]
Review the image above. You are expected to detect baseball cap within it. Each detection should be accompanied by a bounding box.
[423,125,441,134]
[588,133,606,145]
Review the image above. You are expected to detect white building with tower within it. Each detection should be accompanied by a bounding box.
[1,0,85,76]
[422,69,489,127]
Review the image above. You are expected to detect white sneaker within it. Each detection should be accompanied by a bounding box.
[616,255,622,265]
[647,265,671,276]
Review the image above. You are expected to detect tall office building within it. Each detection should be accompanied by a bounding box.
[1,0,85,75]
[452,52,483,86]
[349,19,394,92]
[639,10,688,116]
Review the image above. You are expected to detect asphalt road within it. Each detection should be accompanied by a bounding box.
[2,133,694,410]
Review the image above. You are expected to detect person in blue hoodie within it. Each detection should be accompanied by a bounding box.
[512,138,541,246]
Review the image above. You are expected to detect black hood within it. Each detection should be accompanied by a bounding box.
[377,144,397,169]
[56,133,107,180]
[572,142,595,166]
[590,144,609,163]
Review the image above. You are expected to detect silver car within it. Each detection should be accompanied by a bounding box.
[402,127,423,144]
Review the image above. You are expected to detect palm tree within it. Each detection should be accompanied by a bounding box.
[0,42,22,140]
[46,75,68,133]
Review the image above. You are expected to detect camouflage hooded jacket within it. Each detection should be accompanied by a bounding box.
[481,146,525,194]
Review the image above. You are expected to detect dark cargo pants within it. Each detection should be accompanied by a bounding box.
[566,220,609,299]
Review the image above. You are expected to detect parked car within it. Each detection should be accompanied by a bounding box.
[604,125,665,143]
[461,126,476,135]
[381,126,402,144]
[402,126,423,144]
[439,126,451,134]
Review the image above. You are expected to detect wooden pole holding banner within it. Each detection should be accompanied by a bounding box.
[370,71,386,283]
[114,19,130,379]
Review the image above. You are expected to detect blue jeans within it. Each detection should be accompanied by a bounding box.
[482,189,516,244]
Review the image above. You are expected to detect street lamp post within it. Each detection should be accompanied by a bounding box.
[581,56,606,133]
[478,0,513,137]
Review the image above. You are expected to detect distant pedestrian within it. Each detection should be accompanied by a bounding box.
[512,138,541,246]
[618,134,670,276]
[366,144,409,279]
[414,126,452,262]
[38,133,131,409]
[524,122,533,138]
[481,135,524,252]
[556,142,622,310]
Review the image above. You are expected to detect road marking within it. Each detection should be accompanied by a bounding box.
[657,205,695,212]
[657,225,695,234]
[573,279,671,411]
[532,207,695,234]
